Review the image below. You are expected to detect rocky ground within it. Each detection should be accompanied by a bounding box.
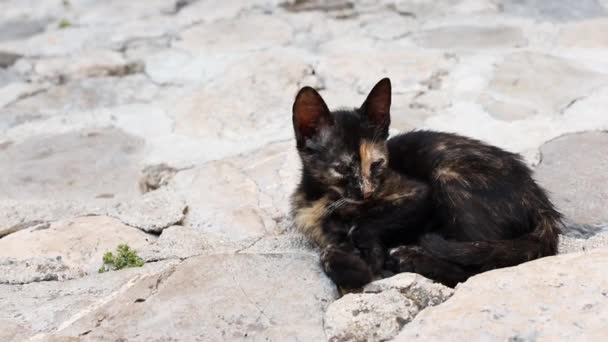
[1,0,608,341]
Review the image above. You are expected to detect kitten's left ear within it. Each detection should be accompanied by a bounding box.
[361,77,391,130]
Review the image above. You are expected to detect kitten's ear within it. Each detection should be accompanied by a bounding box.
[292,86,332,147]
[361,78,391,129]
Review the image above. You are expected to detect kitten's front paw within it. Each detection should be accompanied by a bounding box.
[348,226,384,275]
[321,245,373,289]
[386,245,425,273]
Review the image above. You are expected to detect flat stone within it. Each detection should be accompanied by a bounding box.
[169,52,310,158]
[138,226,242,261]
[0,319,32,342]
[0,82,46,109]
[71,0,177,25]
[174,15,293,54]
[176,0,281,24]
[536,131,608,225]
[499,0,606,22]
[363,273,454,307]
[33,49,140,80]
[0,260,177,339]
[144,48,230,85]
[0,51,21,68]
[387,0,500,17]
[325,290,418,342]
[0,200,95,238]
[325,273,453,342]
[481,52,608,120]
[0,26,112,57]
[108,188,187,233]
[239,233,317,255]
[57,254,337,340]
[5,75,159,116]
[170,141,298,241]
[394,248,608,341]
[413,25,527,49]
[559,232,608,254]
[0,216,155,283]
[0,128,144,201]
[0,69,19,88]
[0,19,48,42]
[558,18,608,48]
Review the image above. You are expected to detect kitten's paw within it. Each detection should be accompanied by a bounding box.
[348,226,384,274]
[386,245,425,273]
[321,245,373,289]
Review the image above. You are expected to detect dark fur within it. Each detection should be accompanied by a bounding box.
[290,78,561,289]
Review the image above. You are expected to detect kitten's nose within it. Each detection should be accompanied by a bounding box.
[363,190,372,199]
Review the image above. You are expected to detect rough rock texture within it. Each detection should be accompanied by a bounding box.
[0,216,155,283]
[58,254,337,341]
[1,0,608,340]
[394,248,608,341]
[0,260,179,337]
[325,274,454,342]
[536,131,608,226]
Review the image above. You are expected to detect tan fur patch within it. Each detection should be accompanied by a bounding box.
[292,194,330,248]
[359,140,386,195]
[434,167,468,185]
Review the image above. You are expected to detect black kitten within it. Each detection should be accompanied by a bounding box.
[290,78,561,289]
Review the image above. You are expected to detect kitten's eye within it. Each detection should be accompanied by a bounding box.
[371,159,385,173]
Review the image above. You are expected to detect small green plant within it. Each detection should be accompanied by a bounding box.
[98,244,145,273]
[58,19,72,29]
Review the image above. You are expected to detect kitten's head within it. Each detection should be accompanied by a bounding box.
[293,78,392,201]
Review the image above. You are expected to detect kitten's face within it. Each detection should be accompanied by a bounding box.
[293,78,392,201]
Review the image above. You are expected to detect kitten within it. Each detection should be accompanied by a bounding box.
[290,78,561,288]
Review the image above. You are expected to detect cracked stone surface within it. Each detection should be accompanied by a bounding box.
[394,248,608,341]
[1,0,608,340]
[325,273,454,341]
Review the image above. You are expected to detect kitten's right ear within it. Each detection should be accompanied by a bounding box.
[292,87,332,147]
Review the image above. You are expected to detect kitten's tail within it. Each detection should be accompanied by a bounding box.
[420,209,562,270]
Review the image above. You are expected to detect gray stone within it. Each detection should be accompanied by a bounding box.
[394,248,608,341]
[171,141,299,241]
[0,260,178,339]
[5,75,159,115]
[33,50,141,80]
[0,82,46,109]
[0,200,95,238]
[558,18,608,48]
[363,273,454,308]
[0,69,19,88]
[239,233,317,255]
[0,19,48,42]
[482,52,608,121]
[0,128,144,201]
[138,226,243,261]
[138,163,179,193]
[0,51,21,68]
[56,254,337,340]
[0,256,85,285]
[0,216,155,283]
[325,273,453,342]
[167,51,312,160]
[174,15,293,54]
[414,25,527,49]
[559,232,608,254]
[535,131,608,225]
[325,290,418,342]
[500,0,606,22]
[108,188,187,233]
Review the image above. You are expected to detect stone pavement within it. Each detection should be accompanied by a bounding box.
[1,0,608,341]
